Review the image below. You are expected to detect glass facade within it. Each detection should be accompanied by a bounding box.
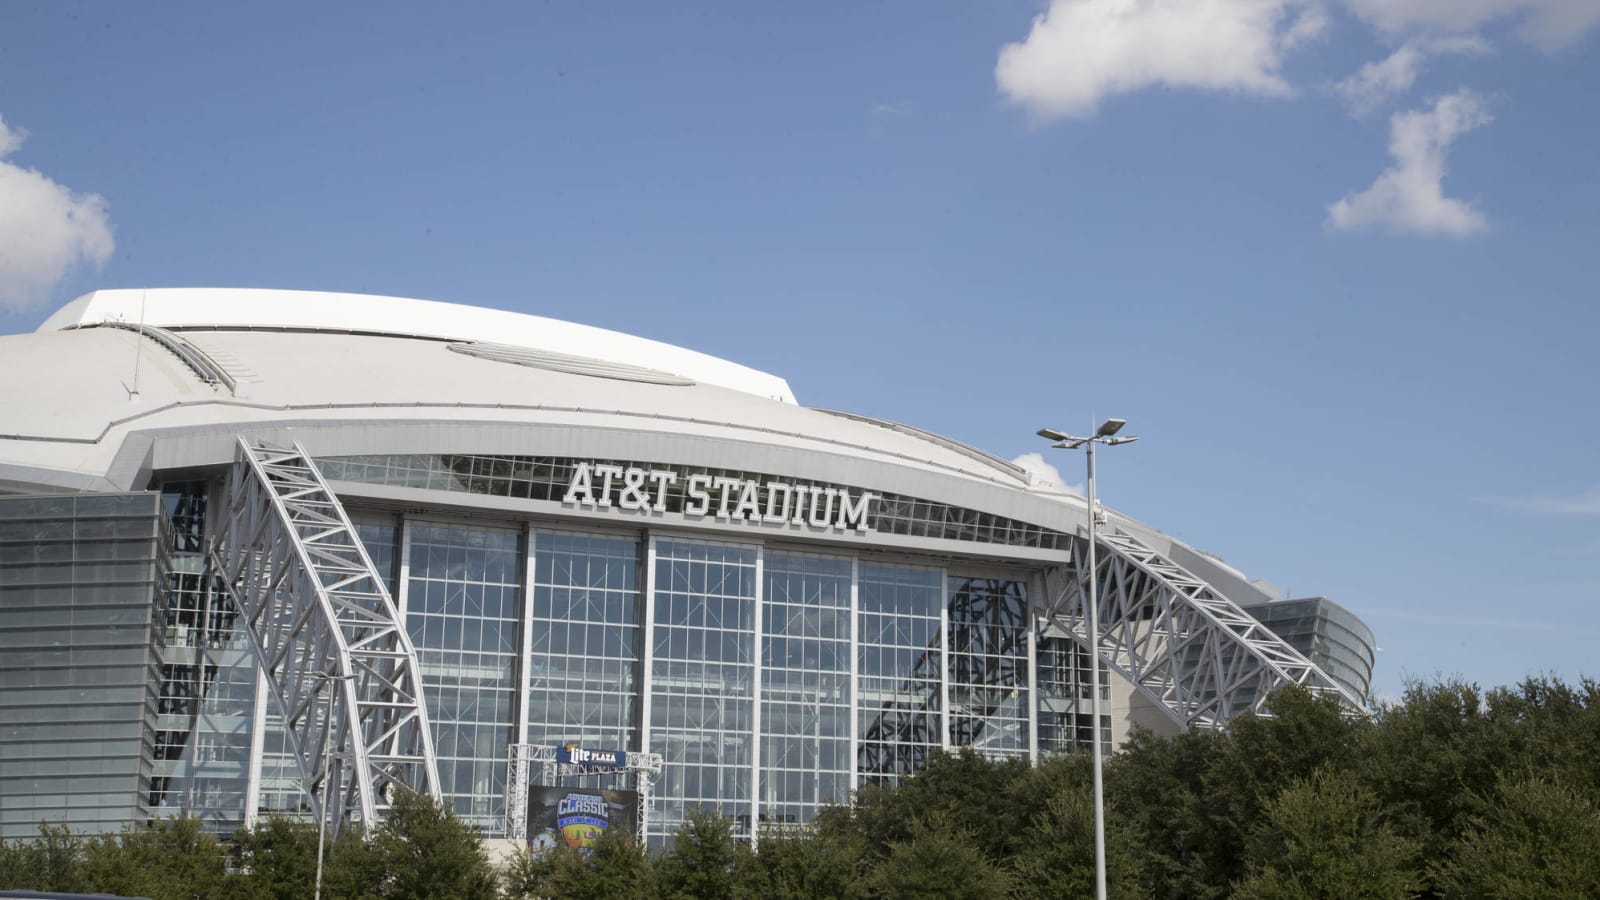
[646,539,759,841]
[405,522,522,830]
[946,577,1031,759]
[151,481,256,830]
[760,552,853,826]
[856,564,945,785]
[1,477,1351,846]
[0,493,169,840]
[1243,597,1377,702]
[1036,634,1112,756]
[527,532,641,754]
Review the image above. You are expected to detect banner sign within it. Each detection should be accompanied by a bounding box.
[555,744,626,768]
[527,786,638,852]
[562,462,876,535]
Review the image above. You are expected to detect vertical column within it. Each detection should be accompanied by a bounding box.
[516,528,536,752]
[750,546,764,847]
[395,518,413,616]
[938,569,950,751]
[847,557,860,794]
[1027,620,1039,764]
[242,673,269,828]
[639,535,658,758]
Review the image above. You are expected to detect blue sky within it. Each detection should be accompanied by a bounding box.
[2,1,1596,699]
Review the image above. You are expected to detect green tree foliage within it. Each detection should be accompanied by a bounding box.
[1010,752,1140,900]
[1434,776,1600,898]
[1233,767,1421,900]
[1099,687,1361,898]
[504,824,656,900]
[5,676,1600,899]
[1354,680,1517,873]
[861,813,1015,900]
[744,824,868,900]
[0,823,85,894]
[363,790,498,900]
[652,808,764,900]
[227,815,321,900]
[1101,726,1227,897]
[75,816,230,900]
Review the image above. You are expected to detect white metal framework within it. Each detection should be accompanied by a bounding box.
[504,744,666,845]
[208,438,440,832]
[1046,528,1365,730]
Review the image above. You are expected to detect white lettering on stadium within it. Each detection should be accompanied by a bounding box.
[562,462,875,534]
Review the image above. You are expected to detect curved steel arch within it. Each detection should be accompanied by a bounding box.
[209,438,440,831]
[1044,527,1365,731]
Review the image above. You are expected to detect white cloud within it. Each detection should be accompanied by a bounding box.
[1012,452,1084,494]
[1342,0,1600,52]
[0,114,115,313]
[995,0,1327,121]
[1486,485,1600,515]
[1326,89,1492,235]
[1332,36,1490,117]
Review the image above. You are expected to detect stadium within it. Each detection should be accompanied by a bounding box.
[0,288,1375,848]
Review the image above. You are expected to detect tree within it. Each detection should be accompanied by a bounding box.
[745,822,868,900]
[1434,776,1600,898]
[653,808,763,900]
[1102,725,1229,897]
[0,823,85,894]
[226,815,322,900]
[1233,767,1421,900]
[861,813,1014,900]
[504,825,656,900]
[1354,678,1521,888]
[77,816,230,900]
[868,749,1032,860]
[1011,753,1140,900]
[360,791,497,900]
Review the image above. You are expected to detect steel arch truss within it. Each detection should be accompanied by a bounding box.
[208,438,440,831]
[1044,528,1364,730]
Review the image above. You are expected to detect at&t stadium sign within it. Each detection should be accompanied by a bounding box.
[562,462,876,534]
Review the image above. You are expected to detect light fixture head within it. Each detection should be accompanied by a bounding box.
[1105,435,1140,446]
[1095,418,1127,437]
[1037,427,1072,442]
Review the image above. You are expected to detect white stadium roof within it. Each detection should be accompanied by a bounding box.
[3,288,1048,505]
[41,288,798,404]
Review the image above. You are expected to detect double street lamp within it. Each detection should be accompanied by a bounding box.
[1037,418,1138,900]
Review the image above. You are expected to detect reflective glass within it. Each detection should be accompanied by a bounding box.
[527,531,641,753]
[760,551,852,825]
[947,577,1030,759]
[648,539,757,843]
[856,563,943,785]
[406,522,521,833]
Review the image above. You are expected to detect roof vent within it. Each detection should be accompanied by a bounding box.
[447,341,694,386]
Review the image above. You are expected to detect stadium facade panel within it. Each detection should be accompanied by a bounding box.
[0,289,1375,844]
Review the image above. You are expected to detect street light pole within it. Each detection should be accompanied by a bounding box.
[1037,419,1139,900]
[312,671,354,900]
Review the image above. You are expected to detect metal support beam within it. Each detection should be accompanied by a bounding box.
[208,438,440,833]
[1046,528,1365,730]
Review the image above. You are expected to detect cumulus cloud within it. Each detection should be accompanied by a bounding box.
[995,0,1327,120]
[0,114,115,313]
[1013,452,1084,494]
[1326,90,1492,236]
[1332,36,1490,117]
[1344,0,1600,51]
